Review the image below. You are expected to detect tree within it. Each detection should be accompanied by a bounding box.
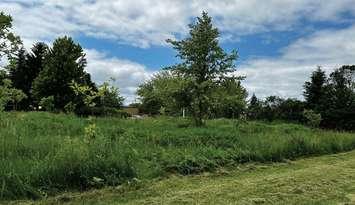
[247,94,262,120]
[303,65,355,130]
[166,12,239,126]
[70,79,124,116]
[26,42,48,106]
[7,47,30,109]
[328,65,354,109]
[137,71,191,115]
[0,79,26,111]
[137,79,163,115]
[210,78,247,118]
[97,80,124,108]
[32,36,95,110]
[303,66,327,111]
[0,12,22,62]
[261,96,284,121]
[322,65,355,130]
[4,43,48,110]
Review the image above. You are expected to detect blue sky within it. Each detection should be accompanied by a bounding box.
[1,0,355,104]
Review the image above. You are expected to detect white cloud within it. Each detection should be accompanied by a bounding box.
[85,49,153,104]
[237,25,355,99]
[1,0,355,47]
[1,0,354,101]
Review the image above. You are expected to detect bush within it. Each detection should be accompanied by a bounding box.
[303,109,322,128]
[39,96,55,112]
[64,101,76,113]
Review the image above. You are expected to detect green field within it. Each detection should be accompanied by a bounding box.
[8,150,355,205]
[1,112,355,202]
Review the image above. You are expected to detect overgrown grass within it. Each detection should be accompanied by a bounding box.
[0,112,354,200]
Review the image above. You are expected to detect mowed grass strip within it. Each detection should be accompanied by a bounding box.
[1,112,355,200]
[7,150,355,205]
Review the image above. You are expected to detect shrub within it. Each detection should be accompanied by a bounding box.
[39,96,55,112]
[303,109,322,128]
[64,101,76,113]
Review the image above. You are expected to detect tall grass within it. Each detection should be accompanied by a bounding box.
[0,112,354,200]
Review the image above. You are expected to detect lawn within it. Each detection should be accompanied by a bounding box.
[1,112,354,201]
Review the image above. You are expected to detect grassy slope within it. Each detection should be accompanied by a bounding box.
[8,150,355,205]
[1,112,355,200]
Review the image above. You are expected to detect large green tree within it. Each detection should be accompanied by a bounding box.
[303,66,327,111]
[303,65,355,130]
[32,36,94,109]
[166,12,239,125]
[323,65,355,130]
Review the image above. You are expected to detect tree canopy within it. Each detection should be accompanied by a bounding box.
[0,12,21,61]
[32,36,94,110]
[166,12,241,125]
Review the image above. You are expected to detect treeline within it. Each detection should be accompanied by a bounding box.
[1,11,354,129]
[0,12,125,116]
[0,37,125,115]
[136,65,355,130]
[247,66,355,130]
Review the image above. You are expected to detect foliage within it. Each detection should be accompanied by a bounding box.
[247,94,262,120]
[0,12,22,61]
[303,109,322,128]
[70,81,97,109]
[64,101,76,113]
[4,43,48,110]
[304,65,355,130]
[38,96,54,112]
[303,66,327,112]
[7,47,29,109]
[97,80,124,108]
[32,36,95,110]
[209,78,247,118]
[138,71,247,119]
[137,71,191,115]
[1,112,355,200]
[166,12,240,126]
[70,80,125,115]
[247,95,305,123]
[0,79,27,111]
[0,70,7,84]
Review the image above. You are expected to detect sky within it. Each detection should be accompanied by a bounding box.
[1,0,355,104]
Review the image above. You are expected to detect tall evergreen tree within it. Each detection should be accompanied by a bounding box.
[27,42,48,84]
[249,94,259,108]
[303,66,327,111]
[26,42,48,107]
[8,47,29,108]
[166,12,239,126]
[32,36,94,109]
[247,93,261,120]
